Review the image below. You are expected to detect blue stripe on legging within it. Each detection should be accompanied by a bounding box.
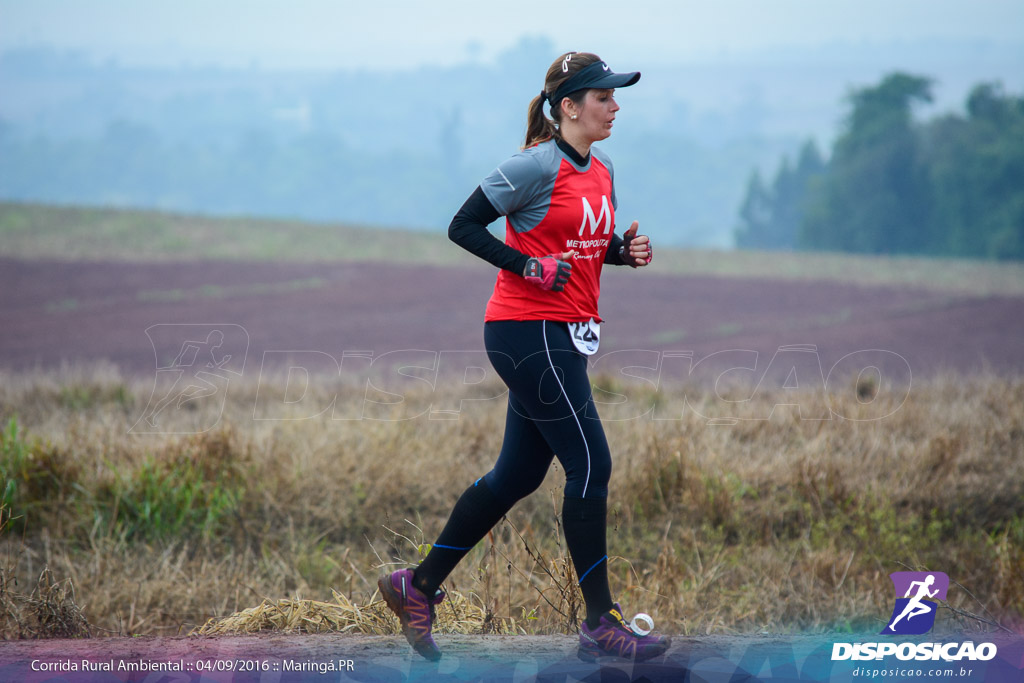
[578,555,607,584]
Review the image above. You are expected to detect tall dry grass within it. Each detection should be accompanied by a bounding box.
[0,364,1021,638]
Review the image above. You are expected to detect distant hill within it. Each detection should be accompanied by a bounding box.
[2,40,1021,248]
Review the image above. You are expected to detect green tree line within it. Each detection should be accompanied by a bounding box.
[736,73,1024,260]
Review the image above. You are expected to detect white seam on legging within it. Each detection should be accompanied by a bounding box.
[542,320,591,497]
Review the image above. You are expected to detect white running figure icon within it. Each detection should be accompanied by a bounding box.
[888,574,940,631]
[143,330,232,427]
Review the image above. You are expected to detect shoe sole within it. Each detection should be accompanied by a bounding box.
[377,575,442,662]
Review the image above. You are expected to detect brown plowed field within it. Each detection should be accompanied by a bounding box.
[2,257,1022,380]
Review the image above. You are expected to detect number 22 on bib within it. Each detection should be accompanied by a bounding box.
[568,319,600,355]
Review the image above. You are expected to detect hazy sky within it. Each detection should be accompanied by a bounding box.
[2,0,1023,70]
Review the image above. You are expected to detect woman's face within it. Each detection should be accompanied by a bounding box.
[569,88,620,143]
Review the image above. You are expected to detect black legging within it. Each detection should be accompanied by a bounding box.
[482,319,612,502]
[413,319,615,620]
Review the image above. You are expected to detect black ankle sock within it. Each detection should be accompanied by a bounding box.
[412,478,512,598]
[562,496,614,629]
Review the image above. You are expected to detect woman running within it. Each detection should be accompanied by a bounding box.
[378,51,669,663]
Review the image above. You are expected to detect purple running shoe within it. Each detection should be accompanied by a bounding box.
[378,569,445,661]
[578,604,671,662]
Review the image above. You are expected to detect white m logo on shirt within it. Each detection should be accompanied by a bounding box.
[578,195,612,236]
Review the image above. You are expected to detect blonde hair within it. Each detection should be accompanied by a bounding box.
[523,51,603,149]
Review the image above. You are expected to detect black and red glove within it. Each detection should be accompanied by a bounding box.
[523,254,573,292]
[619,223,653,268]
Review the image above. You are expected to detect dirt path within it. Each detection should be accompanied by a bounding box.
[1,632,1022,682]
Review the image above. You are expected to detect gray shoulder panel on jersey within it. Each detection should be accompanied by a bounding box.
[480,141,562,234]
[591,146,617,210]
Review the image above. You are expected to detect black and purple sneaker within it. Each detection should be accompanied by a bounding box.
[378,569,446,661]
[578,604,671,662]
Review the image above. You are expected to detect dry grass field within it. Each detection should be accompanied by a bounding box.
[1,366,1021,639]
[1,202,1022,646]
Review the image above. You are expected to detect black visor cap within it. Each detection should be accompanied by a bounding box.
[550,60,641,107]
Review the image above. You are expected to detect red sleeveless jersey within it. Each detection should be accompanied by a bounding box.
[479,140,617,323]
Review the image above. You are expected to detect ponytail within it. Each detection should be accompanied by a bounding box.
[523,93,557,149]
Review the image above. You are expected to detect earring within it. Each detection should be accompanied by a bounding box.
[571,114,578,120]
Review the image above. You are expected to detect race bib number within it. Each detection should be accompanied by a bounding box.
[568,319,601,355]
